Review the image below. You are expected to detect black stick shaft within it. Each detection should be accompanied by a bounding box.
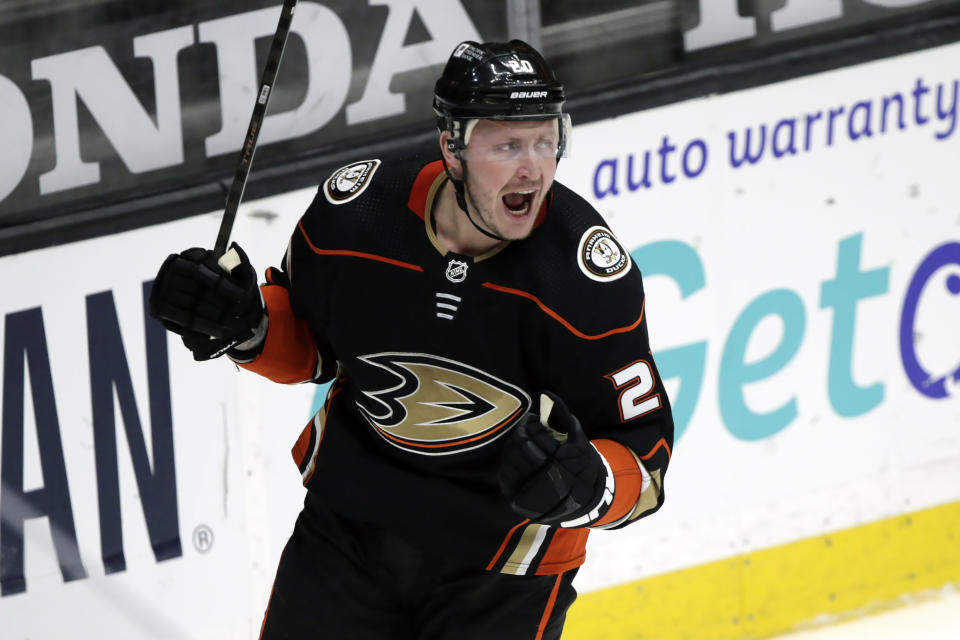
[214,0,298,258]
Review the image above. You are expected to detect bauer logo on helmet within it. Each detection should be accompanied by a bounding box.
[509,91,548,99]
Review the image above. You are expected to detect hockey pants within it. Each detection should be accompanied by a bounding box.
[258,494,578,639]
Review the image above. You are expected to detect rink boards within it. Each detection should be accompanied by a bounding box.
[0,39,958,640]
[558,39,960,638]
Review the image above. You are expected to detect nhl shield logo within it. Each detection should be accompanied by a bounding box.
[578,226,632,282]
[323,159,381,205]
[445,259,469,283]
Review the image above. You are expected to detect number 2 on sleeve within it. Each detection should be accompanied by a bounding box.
[606,359,662,422]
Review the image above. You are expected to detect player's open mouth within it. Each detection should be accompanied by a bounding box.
[501,189,537,217]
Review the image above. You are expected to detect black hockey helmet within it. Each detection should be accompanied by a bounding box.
[434,40,569,158]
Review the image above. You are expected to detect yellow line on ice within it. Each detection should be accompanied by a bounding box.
[563,499,960,639]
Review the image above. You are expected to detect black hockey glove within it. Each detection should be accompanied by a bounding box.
[499,391,612,527]
[149,243,265,361]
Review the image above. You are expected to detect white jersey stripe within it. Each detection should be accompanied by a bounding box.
[516,524,550,575]
[300,411,326,483]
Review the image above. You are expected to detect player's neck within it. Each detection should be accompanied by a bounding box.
[433,181,503,257]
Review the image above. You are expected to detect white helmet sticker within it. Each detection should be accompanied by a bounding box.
[453,43,484,61]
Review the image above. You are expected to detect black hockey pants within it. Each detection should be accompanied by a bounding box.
[258,493,578,640]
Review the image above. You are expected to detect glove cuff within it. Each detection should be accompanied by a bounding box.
[585,439,652,530]
[227,312,269,362]
[554,443,615,528]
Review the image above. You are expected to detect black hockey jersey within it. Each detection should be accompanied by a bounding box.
[240,152,674,576]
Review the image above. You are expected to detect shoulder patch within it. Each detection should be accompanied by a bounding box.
[577,226,632,282]
[323,159,381,205]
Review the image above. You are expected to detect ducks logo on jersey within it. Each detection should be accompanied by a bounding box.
[355,352,531,456]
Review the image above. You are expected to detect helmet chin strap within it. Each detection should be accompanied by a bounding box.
[440,154,508,242]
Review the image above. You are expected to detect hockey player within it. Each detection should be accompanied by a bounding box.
[150,40,674,639]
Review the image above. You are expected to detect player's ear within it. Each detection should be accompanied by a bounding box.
[440,131,463,179]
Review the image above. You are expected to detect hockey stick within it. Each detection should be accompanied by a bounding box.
[213,0,298,260]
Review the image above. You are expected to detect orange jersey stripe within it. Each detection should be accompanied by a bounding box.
[487,519,531,571]
[239,284,318,384]
[291,417,316,470]
[407,160,446,219]
[534,573,564,640]
[535,528,588,575]
[257,577,277,640]
[641,437,672,461]
[298,220,424,272]
[303,386,341,486]
[482,282,645,341]
[591,439,645,527]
